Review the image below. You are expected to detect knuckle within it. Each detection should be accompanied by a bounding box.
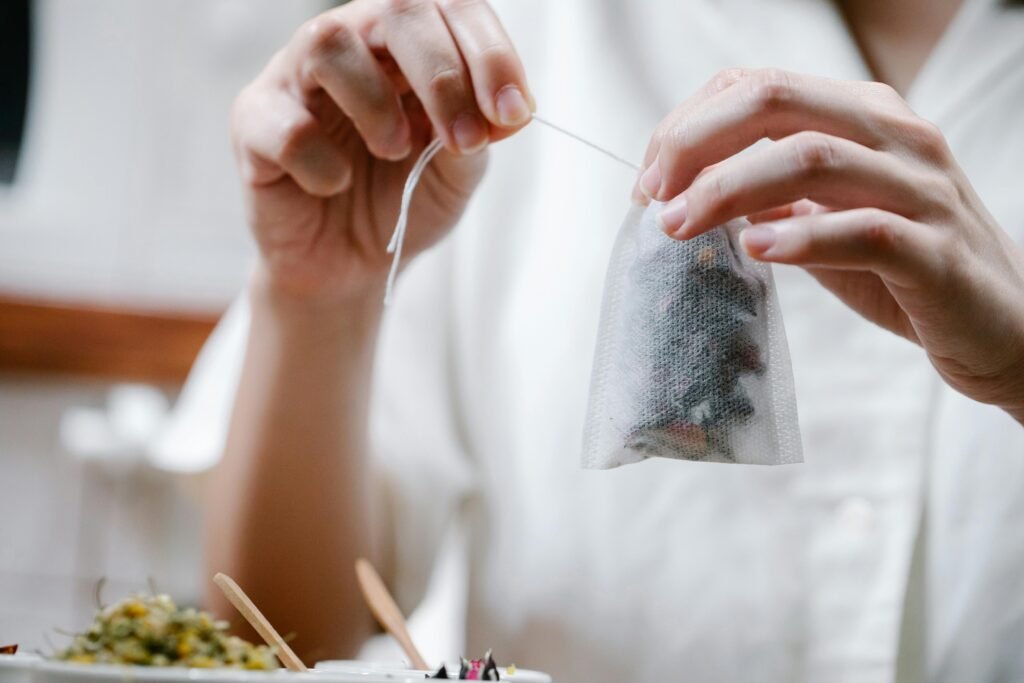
[709,67,749,93]
[475,42,518,74]
[747,68,795,114]
[908,118,952,164]
[303,16,356,58]
[438,0,487,11]
[650,116,674,148]
[870,81,902,103]
[925,174,962,212]
[426,65,467,101]
[694,172,736,215]
[640,131,663,169]
[660,119,694,157]
[386,0,430,18]
[858,209,899,253]
[277,115,320,165]
[230,86,254,136]
[789,132,839,176]
[230,85,271,155]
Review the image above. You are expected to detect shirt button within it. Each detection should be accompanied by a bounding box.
[836,496,875,534]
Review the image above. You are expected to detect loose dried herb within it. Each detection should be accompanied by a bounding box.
[55,594,277,669]
[431,650,503,680]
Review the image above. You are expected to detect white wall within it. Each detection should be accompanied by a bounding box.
[0,0,330,312]
[0,376,202,652]
[0,0,334,653]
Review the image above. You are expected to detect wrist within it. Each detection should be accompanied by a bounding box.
[249,263,385,330]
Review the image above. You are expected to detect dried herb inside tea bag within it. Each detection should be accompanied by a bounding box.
[623,233,766,461]
[583,202,802,467]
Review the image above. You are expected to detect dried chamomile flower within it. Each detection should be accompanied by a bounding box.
[55,593,278,669]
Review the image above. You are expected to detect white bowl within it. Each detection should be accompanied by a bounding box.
[31,661,294,683]
[30,661,551,683]
[0,653,42,683]
[315,660,551,682]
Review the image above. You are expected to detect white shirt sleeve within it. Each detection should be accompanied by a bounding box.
[148,291,251,474]
[367,237,478,616]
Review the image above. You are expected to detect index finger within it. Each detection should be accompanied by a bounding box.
[646,69,909,201]
[632,68,750,203]
[438,0,534,132]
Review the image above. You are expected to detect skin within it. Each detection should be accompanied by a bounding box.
[837,0,964,94]
[207,0,532,661]
[208,0,1024,662]
[636,0,1024,424]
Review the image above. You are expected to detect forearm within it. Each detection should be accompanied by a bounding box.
[204,267,383,662]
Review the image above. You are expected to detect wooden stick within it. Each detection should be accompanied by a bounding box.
[213,573,308,672]
[354,558,429,671]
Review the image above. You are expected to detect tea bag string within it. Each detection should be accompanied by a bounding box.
[531,115,641,174]
[384,136,444,305]
[384,115,641,305]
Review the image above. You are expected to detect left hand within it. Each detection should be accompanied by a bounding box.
[635,68,1024,423]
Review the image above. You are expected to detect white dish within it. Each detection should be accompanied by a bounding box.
[1,653,42,683]
[28,661,551,683]
[31,661,293,683]
[315,660,551,682]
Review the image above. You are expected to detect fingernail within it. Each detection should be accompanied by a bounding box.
[741,225,777,255]
[451,113,488,154]
[639,161,662,199]
[631,182,651,206]
[389,122,413,160]
[657,196,688,235]
[495,86,531,127]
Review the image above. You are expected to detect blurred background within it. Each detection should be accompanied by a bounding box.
[0,0,333,651]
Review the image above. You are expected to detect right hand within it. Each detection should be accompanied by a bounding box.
[232,0,533,302]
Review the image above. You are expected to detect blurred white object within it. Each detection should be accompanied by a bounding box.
[315,661,550,682]
[0,653,40,683]
[59,384,170,470]
[147,293,250,474]
[28,660,550,683]
[0,0,329,311]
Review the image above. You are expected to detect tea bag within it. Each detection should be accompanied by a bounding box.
[583,201,802,467]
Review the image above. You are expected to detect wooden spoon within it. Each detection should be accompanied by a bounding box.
[354,558,430,671]
[213,572,308,672]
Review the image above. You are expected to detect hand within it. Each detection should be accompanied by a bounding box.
[636,68,1024,422]
[233,0,533,303]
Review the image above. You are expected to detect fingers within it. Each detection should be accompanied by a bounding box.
[632,68,749,203]
[438,0,534,129]
[642,68,750,167]
[295,14,412,160]
[737,208,942,286]
[658,132,947,238]
[380,0,491,154]
[639,69,925,202]
[747,199,828,224]
[233,86,352,198]
[278,0,530,165]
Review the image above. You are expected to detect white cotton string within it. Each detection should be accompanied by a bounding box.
[384,136,444,305]
[531,114,641,172]
[383,116,640,305]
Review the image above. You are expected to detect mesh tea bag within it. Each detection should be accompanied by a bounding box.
[583,201,802,468]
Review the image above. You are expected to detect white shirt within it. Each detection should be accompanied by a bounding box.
[162,1,1024,681]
